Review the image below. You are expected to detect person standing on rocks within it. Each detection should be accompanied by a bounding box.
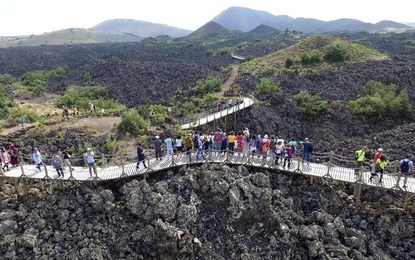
[52,154,64,178]
[136,143,147,169]
[84,148,95,177]
[32,147,43,172]
[154,136,163,160]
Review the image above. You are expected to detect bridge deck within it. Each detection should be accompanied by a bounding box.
[180,97,253,129]
[2,152,414,195]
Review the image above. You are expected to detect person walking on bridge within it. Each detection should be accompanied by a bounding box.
[370,154,387,183]
[32,147,43,172]
[154,136,163,160]
[355,146,367,174]
[84,148,95,177]
[213,128,223,152]
[302,138,313,164]
[136,143,147,169]
[399,155,413,188]
[184,134,193,155]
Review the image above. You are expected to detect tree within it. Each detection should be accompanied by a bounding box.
[349,80,412,118]
[324,42,349,62]
[294,90,328,120]
[256,78,282,95]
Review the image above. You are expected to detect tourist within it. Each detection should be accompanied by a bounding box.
[84,148,95,177]
[164,135,174,157]
[184,134,193,155]
[370,154,387,183]
[213,128,223,152]
[355,146,367,174]
[9,144,19,167]
[283,143,293,168]
[32,147,43,172]
[175,135,184,155]
[261,134,270,157]
[221,132,228,153]
[289,138,297,155]
[228,131,236,154]
[0,147,11,172]
[196,136,206,160]
[236,131,244,153]
[399,155,413,188]
[302,138,313,164]
[373,148,383,164]
[154,136,163,160]
[62,147,74,171]
[136,143,147,169]
[19,116,25,128]
[274,141,284,166]
[52,154,64,178]
[243,127,250,143]
[268,135,276,156]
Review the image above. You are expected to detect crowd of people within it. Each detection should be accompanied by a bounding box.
[148,128,315,168]
[355,146,413,187]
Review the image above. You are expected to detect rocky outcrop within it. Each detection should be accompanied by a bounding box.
[0,163,414,259]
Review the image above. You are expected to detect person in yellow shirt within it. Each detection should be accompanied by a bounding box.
[354,146,367,174]
[370,154,387,183]
[227,131,236,154]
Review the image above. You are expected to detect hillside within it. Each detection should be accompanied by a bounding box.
[1,31,415,259]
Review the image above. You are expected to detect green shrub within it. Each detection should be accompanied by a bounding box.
[324,42,349,62]
[256,78,282,95]
[105,134,118,151]
[285,58,294,68]
[118,108,147,134]
[349,80,412,118]
[300,50,322,64]
[194,75,222,96]
[294,90,328,120]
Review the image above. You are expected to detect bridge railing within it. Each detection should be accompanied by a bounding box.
[179,98,252,128]
[1,149,414,198]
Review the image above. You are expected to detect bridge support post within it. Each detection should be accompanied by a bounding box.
[404,194,414,211]
[13,178,19,194]
[21,178,28,196]
[353,170,364,205]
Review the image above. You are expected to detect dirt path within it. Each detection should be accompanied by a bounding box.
[215,65,239,99]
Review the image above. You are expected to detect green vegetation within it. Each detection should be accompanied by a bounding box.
[55,86,126,111]
[349,80,412,118]
[18,66,69,96]
[105,134,118,152]
[118,108,147,135]
[294,90,328,120]
[256,78,282,95]
[193,75,222,96]
[240,35,388,76]
[300,50,323,64]
[324,42,350,62]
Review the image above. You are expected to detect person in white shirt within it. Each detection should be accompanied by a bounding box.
[175,136,184,154]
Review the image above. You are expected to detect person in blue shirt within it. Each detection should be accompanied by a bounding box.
[164,135,174,157]
[136,143,147,169]
[302,138,313,164]
[84,148,95,176]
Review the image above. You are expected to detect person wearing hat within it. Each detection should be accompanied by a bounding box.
[302,138,313,164]
[154,135,163,160]
[373,148,384,164]
[84,148,95,176]
[355,146,367,174]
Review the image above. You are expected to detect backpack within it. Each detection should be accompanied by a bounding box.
[401,160,410,173]
[214,133,221,141]
[52,157,61,167]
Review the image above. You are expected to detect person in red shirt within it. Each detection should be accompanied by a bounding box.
[373,148,383,163]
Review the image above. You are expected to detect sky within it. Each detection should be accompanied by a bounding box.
[0,0,413,36]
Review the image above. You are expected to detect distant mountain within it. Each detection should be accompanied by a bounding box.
[92,19,192,38]
[246,24,281,38]
[0,28,143,48]
[211,6,293,32]
[211,6,412,33]
[183,21,235,40]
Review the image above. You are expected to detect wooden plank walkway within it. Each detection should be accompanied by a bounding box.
[180,97,254,129]
[2,152,414,195]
